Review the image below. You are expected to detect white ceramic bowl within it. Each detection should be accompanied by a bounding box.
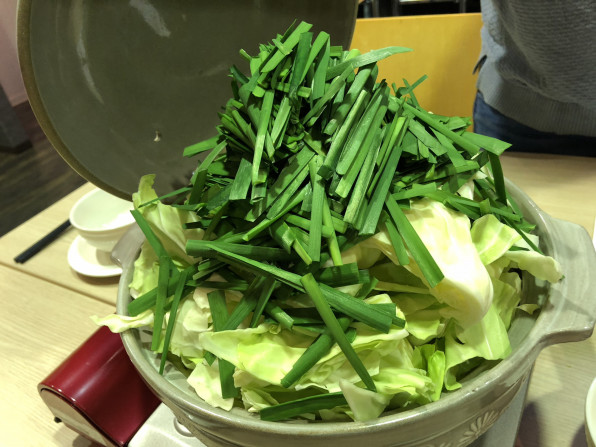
[117,180,596,447]
[587,377,596,447]
[69,187,135,253]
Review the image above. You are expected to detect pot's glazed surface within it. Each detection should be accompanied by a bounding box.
[117,179,596,447]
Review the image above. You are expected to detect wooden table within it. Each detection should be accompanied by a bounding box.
[0,153,595,447]
[0,182,119,306]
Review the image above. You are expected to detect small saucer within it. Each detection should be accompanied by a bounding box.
[68,235,122,277]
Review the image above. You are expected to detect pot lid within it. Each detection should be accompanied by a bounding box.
[18,0,358,199]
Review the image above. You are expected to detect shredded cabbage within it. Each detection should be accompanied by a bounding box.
[93,177,563,421]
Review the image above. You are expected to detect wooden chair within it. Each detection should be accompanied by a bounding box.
[350,13,483,119]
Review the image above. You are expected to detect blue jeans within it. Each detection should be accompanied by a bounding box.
[473,92,596,157]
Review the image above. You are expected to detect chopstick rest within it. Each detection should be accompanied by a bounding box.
[13,219,72,264]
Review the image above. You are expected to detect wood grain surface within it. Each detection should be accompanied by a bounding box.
[0,266,115,447]
[0,182,119,305]
[1,101,86,237]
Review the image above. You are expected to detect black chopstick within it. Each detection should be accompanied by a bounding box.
[13,219,72,264]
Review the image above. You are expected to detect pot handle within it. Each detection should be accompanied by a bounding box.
[540,215,596,345]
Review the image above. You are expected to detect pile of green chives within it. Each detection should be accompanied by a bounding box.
[128,21,537,421]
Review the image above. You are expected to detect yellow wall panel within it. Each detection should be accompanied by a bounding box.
[350,14,483,118]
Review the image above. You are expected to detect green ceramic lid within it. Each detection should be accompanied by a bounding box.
[18,0,357,199]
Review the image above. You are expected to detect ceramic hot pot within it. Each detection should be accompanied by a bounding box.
[116,179,596,447]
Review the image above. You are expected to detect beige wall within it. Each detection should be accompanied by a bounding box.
[0,0,27,105]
